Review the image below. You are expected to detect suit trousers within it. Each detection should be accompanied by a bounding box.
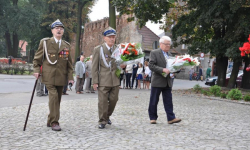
[148,86,176,121]
[85,78,94,92]
[46,85,64,125]
[98,86,119,125]
[75,74,85,92]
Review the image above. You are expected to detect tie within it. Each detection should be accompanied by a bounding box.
[109,48,112,54]
[56,41,60,50]
[164,52,168,61]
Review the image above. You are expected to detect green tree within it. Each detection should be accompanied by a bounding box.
[171,0,250,89]
[75,0,93,63]
[0,0,41,58]
[112,0,175,28]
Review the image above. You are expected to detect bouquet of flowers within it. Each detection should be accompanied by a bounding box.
[162,54,200,77]
[84,57,90,63]
[111,43,145,77]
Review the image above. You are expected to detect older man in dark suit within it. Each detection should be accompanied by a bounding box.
[148,36,181,124]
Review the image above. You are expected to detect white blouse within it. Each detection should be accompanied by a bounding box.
[145,66,151,77]
[137,68,143,74]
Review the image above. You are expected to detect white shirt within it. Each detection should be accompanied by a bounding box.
[126,64,133,73]
[53,37,62,48]
[137,68,143,74]
[105,43,113,52]
[145,66,151,77]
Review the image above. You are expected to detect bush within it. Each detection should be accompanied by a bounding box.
[28,64,33,75]
[193,84,203,93]
[19,66,25,75]
[226,89,242,100]
[0,65,3,73]
[209,85,221,97]
[243,95,250,101]
[202,90,211,96]
[4,67,11,74]
[220,92,227,99]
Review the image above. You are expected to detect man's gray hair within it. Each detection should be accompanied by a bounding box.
[159,36,172,44]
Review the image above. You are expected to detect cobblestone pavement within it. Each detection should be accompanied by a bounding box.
[1,92,250,150]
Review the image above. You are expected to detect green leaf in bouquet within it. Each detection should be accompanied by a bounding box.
[115,69,121,77]
[121,55,130,61]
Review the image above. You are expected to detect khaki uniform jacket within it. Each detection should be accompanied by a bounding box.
[149,49,173,88]
[92,43,119,87]
[33,37,74,86]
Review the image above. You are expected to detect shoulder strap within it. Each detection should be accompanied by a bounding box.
[64,40,70,46]
[43,40,57,65]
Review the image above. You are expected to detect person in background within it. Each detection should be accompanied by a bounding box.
[36,76,45,97]
[206,66,211,78]
[125,64,133,89]
[136,63,143,89]
[143,62,147,89]
[131,63,138,89]
[119,67,125,89]
[44,85,48,96]
[85,55,95,93]
[75,55,86,94]
[144,61,151,90]
[189,67,194,81]
[77,51,84,62]
[198,66,203,81]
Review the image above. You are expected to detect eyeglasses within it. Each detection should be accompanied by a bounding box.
[161,43,171,46]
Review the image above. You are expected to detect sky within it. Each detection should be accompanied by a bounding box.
[88,0,164,36]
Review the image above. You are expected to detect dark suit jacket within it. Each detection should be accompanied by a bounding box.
[149,49,173,88]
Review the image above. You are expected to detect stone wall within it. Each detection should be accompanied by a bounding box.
[79,15,142,57]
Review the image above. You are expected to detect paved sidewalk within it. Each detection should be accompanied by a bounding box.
[1,92,250,150]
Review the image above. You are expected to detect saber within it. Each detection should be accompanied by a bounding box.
[23,76,39,131]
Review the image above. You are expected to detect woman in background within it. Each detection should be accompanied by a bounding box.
[136,63,143,89]
[144,61,151,90]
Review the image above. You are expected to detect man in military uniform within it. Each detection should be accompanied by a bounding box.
[33,19,74,131]
[92,27,125,129]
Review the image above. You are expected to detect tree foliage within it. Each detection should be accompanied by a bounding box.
[171,0,250,88]
[112,0,175,28]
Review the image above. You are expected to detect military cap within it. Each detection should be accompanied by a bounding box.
[103,27,116,36]
[50,19,64,29]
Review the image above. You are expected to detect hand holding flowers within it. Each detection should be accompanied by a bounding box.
[162,54,200,77]
[112,43,145,77]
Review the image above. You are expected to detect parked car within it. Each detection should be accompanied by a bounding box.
[205,70,243,86]
[205,76,218,86]
[224,70,243,87]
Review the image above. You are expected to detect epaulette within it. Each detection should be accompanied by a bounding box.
[64,40,70,45]
[41,37,50,41]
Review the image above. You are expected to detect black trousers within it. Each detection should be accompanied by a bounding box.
[131,72,138,88]
[126,73,132,88]
[148,86,176,121]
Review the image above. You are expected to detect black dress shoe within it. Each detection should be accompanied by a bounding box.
[108,119,112,125]
[98,124,106,129]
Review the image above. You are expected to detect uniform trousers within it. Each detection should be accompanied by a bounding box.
[98,86,119,125]
[46,85,64,125]
[148,86,176,121]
